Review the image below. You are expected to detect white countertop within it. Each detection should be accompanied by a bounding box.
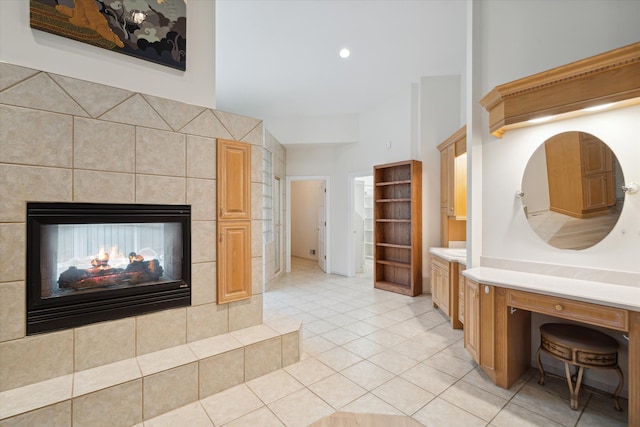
[429,247,467,265]
[463,266,640,312]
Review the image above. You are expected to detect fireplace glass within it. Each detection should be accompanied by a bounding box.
[27,202,191,335]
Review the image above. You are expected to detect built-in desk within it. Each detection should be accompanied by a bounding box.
[462,267,640,426]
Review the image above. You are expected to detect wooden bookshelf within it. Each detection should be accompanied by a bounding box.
[373,160,422,296]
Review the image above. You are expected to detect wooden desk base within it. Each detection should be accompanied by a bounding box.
[471,285,639,426]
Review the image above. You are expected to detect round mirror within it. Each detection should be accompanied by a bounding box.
[521,131,624,250]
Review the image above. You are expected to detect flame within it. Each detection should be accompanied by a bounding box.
[98,247,108,261]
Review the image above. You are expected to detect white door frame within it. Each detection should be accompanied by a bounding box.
[346,171,374,277]
[286,176,331,274]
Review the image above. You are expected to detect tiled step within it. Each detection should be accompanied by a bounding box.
[0,319,301,426]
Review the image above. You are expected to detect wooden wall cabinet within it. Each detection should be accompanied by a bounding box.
[545,132,616,218]
[438,126,467,247]
[373,160,422,296]
[217,139,252,304]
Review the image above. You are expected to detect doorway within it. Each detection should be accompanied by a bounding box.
[349,173,374,279]
[286,176,330,273]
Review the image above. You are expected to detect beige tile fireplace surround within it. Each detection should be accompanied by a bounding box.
[0,62,299,425]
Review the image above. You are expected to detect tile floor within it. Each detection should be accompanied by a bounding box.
[139,258,629,426]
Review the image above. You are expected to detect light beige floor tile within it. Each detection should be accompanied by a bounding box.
[362,315,399,329]
[368,349,419,375]
[340,393,404,416]
[400,363,458,395]
[392,337,443,361]
[511,383,582,426]
[412,397,486,427]
[268,388,334,427]
[340,360,394,391]
[491,402,564,427]
[371,376,435,415]
[246,369,304,404]
[576,405,628,427]
[341,337,386,358]
[315,347,363,371]
[440,380,507,421]
[583,390,628,423]
[423,351,476,379]
[381,307,419,322]
[341,320,380,336]
[303,320,337,335]
[284,357,336,386]
[324,313,358,328]
[143,402,214,427]
[224,406,285,427]
[303,336,337,356]
[365,329,407,348]
[387,319,429,338]
[307,373,367,410]
[440,339,478,363]
[461,367,529,401]
[200,383,264,426]
[320,328,360,345]
[344,308,376,321]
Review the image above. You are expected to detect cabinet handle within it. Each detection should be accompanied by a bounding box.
[220,207,224,216]
[219,233,223,243]
[555,304,563,311]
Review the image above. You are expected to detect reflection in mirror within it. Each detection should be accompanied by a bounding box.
[521,131,624,250]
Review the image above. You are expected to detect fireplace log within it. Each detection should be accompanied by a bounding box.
[59,259,164,289]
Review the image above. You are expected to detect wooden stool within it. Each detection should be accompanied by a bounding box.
[536,323,623,411]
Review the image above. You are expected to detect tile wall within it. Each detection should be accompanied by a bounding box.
[0,62,267,391]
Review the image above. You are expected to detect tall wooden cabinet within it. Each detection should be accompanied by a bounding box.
[373,160,422,296]
[545,131,616,219]
[438,126,467,247]
[217,139,252,304]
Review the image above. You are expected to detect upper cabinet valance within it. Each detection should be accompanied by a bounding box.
[480,42,640,137]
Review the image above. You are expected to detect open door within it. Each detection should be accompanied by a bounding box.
[317,182,326,272]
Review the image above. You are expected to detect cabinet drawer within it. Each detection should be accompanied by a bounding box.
[432,255,448,271]
[507,290,628,331]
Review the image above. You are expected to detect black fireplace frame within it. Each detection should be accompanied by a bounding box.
[26,202,191,335]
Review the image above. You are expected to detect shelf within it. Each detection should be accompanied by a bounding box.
[377,243,411,249]
[376,219,411,223]
[376,259,411,268]
[375,198,411,203]
[376,180,412,186]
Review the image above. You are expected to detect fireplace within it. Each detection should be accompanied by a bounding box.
[26,202,191,335]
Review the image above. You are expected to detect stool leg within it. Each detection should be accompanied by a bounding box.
[613,365,624,412]
[564,362,583,410]
[536,346,546,385]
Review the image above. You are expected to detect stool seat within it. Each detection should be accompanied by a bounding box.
[536,323,623,412]
[540,323,620,368]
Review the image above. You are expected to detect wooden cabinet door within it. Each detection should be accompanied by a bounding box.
[218,139,251,220]
[431,258,449,316]
[582,173,609,211]
[464,279,480,363]
[217,221,252,303]
[458,266,466,324]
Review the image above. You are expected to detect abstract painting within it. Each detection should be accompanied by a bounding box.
[30,0,186,70]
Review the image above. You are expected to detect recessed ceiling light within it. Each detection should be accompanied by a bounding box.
[339,48,351,59]
[582,102,616,112]
[528,116,554,124]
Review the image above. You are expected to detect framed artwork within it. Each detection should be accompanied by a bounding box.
[30,0,186,71]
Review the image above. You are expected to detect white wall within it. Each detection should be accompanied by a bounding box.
[0,0,215,108]
[290,180,322,260]
[419,75,462,289]
[472,0,640,281]
[286,87,414,275]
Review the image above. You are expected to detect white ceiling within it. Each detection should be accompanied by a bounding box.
[215,0,467,144]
